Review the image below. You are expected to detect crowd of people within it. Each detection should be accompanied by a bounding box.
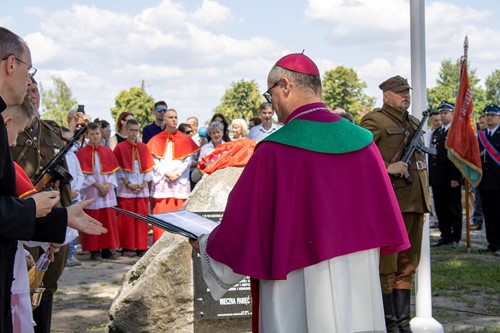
[1,24,499,333]
[52,101,282,264]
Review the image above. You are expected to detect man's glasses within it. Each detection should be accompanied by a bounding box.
[263,81,280,103]
[185,130,193,135]
[156,108,167,113]
[1,55,37,77]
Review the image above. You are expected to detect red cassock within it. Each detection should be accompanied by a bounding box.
[147,131,199,242]
[114,140,155,251]
[77,144,120,175]
[76,145,120,252]
[14,163,37,198]
[147,130,200,160]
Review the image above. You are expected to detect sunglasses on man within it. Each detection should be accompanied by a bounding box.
[156,108,168,113]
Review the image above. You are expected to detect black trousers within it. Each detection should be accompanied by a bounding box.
[432,185,462,243]
[479,189,500,251]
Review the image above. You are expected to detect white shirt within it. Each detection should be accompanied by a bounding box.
[65,150,84,201]
[198,140,226,161]
[248,123,283,142]
[487,125,499,136]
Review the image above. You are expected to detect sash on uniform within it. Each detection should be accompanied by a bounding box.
[478,130,500,166]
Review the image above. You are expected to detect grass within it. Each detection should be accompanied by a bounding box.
[87,322,108,331]
[429,238,500,332]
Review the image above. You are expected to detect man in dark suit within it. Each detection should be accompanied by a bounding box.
[478,104,500,256]
[429,102,463,249]
[0,26,107,333]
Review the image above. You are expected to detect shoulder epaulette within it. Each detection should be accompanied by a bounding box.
[41,119,62,128]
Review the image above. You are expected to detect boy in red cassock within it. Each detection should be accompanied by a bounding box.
[113,119,154,257]
[76,122,120,260]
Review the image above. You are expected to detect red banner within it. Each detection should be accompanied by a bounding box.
[445,60,482,187]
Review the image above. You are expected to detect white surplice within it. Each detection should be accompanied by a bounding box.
[151,141,191,199]
[198,235,386,333]
[80,151,118,210]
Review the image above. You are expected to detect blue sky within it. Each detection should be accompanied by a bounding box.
[2,0,499,127]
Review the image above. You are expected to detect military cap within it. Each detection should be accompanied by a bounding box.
[437,101,454,112]
[483,104,500,115]
[275,52,320,76]
[379,75,411,92]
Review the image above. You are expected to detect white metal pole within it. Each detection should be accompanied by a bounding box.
[409,0,444,331]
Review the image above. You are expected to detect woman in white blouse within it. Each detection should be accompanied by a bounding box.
[199,121,225,162]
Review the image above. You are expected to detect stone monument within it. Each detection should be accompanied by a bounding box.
[107,167,251,333]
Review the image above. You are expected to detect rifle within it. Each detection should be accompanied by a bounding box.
[31,125,88,191]
[399,110,437,184]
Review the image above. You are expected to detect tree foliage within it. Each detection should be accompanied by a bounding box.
[485,69,500,106]
[110,87,155,128]
[322,66,375,123]
[40,76,77,125]
[427,58,487,116]
[213,79,262,121]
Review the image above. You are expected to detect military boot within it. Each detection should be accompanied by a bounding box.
[382,292,400,333]
[393,288,412,333]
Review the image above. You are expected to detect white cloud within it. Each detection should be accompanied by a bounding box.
[10,0,500,125]
[24,32,60,64]
[305,0,500,106]
[22,0,285,125]
[192,0,232,26]
[305,0,410,38]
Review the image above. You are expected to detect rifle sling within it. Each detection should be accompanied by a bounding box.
[15,130,39,164]
[379,109,412,163]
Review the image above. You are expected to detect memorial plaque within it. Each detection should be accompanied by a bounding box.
[192,211,252,320]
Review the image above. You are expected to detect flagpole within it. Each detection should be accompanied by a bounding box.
[409,1,444,332]
[462,36,472,253]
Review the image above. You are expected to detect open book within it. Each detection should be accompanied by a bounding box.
[113,207,219,239]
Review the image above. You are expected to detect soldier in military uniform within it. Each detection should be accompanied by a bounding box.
[10,77,72,333]
[361,76,431,333]
[429,102,463,249]
[478,104,500,256]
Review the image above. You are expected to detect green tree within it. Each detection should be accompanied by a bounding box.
[427,58,487,116]
[111,86,155,128]
[485,69,500,105]
[213,79,262,121]
[322,66,375,123]
[40,76,78,125]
